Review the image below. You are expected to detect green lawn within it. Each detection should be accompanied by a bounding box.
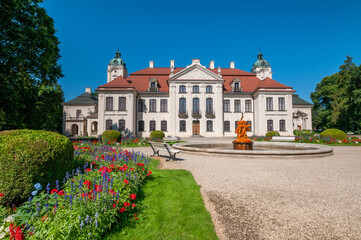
[105,159,218,240]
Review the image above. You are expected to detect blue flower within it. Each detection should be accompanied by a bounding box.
[34,183,42,191]
[31,190,38,196]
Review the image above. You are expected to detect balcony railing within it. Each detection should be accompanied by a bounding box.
[66,116,84,121]
[148,87,158,92]
[178,110,188,119]
[205,110,215,118]
[192,110,202,119]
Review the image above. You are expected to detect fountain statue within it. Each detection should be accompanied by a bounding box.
[233,113,253,150]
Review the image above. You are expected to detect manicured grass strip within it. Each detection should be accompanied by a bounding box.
[105,159,219,240]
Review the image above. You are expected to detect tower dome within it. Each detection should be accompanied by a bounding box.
[251,50,272,80]
[108,50,125,66]
[107,50,128,82]
[251,51,270,71]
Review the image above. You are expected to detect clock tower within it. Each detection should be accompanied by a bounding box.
[106,50,128,82]
[251,51,272,80]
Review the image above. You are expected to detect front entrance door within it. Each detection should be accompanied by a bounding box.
[193,120,200,135]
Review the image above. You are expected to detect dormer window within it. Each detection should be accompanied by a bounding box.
[148,77,158,92]
[231,78,242,92]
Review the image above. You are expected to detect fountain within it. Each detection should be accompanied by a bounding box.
[233,114,253,150]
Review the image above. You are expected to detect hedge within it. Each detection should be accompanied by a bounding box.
[320,128,347,140]
[102,130,122,143]
[265,131,280,137]
[150,130,165,140]
[0,129,74,206]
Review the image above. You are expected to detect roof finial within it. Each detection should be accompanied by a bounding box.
[115,49,121,58]
[257,49,263,60]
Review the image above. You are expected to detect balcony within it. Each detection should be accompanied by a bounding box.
[178,110,188,119]
[66,116,84,121]
[205,110,215,118]
[147,87,158,92]
[192,110,202,119]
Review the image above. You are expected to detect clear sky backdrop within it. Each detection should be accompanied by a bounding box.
[42,0,361,102]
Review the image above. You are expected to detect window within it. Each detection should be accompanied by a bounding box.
[235,121,238,130]
[206,120,213,132]
[118,119,125,131]
[247,121,252,131]
[234,82,240,91]
[266,97,273,111]
[179,98,186,114]
[106,119,112,130]
[278,97,286,111]
[149,99,156,112]
[223,100,230,112]
[76,110,81,118]
[234,100,241,112]
[106,97,113,111]
[193,98,199,113]
[206,98,213,113]
[206,85,213,93]
[118,97,126,111]
[160,99,168,112]
[180,120,186,131]
[150,82,156,88]
[193,85,199,93]
[267,120,273,131]
[138,99,145,112]
[149,120,156,131]
[179,85,186,93]
[224,121,230,132]
[138,120,144,131]
[280,120,286,131]
[161,120,167,132]
[245,100,252,112]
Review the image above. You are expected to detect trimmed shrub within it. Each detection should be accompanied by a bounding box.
[0,129,74,206]
[265,131,280,137]
[102,130,122,143]
[320,128,347,140]
[294,129,315,137]
[150,130,165,140]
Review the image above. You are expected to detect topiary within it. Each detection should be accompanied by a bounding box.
[102,130,122,143]
[150,130,165,141]
[265,131,280,137]
[320,128,347,140]
[0,129,74,206]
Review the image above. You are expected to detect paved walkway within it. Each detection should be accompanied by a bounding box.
[128,139,361,240]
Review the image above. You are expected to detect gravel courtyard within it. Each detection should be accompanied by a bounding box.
[129,139,361,240]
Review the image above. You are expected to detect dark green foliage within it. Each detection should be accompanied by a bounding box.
[293,129,315,137]
[311,56,361,131]
[0,129,74,206]
[320,128,347,140]
[265,131,280,137]
[102,130,122,143]
[73,136,98,142]
[0,0,64,132]
[150,130,165,140]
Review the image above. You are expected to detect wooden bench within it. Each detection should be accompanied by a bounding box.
[149,142,181,160]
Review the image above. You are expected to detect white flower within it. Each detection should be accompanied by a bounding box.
[356,141,359,144]
[0,232,5,239]
[0,226,3,232]
[338,140,342,143]
[4,215,14,223]
[4,227,9,233]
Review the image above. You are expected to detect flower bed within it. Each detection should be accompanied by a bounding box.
[0,143,151,239]
[253,136,361,145]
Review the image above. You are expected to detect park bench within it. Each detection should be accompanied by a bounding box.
[163,136,180,143]
[149,142,181,160]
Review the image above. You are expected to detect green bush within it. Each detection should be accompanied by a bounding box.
[0,129,74,206]
[150,130,165,140]
[294,129,315,137]
[320,128,347,140]
[265,131,280,137]
[73,136,98,142]
[102,130,122,143]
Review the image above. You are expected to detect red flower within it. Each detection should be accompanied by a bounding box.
[119,207,125,213]
[109,189,116,195]
[50,189,58,194]
[0,193,4,197]
[101,155,105,159]
[147,170,152,176]
[123,179,129,184]
[132,203,136,208]
[113,203,117,209]
[84,180,92,189]
[129,194,136,200]
[130,168,134,171]
[124,202,131,207]
[95,185,102,192]
[85,168,91,172]
[57,190,65,196]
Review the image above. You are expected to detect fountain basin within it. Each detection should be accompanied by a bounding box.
[173,141,333,157]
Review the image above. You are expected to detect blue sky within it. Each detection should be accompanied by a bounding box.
[42,0,361,102]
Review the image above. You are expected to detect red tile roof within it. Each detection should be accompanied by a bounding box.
[97,67,292,93]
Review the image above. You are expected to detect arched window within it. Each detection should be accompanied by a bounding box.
[106,119,113,130]
[161,120,167,132]
[118,119,125,131]
[267,120,273,132]
[193,98,199,113]
[179,98,186,114]
[71,124,78,135]
[179,85,186,93]
[206,120,213,132]
[280,120,286,131]
[149,120,156,131]
[206,98,213,113]
[224,121,230,132]
[138,120,144,131]
[206,85,213,93]
[193,85,199,93]
[179,120,186,131]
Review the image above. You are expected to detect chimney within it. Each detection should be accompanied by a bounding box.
[170,60,175,68]
[149,60,154,69]
[230,61,235,69]
[85,87,91,94]
[209,61,215,69]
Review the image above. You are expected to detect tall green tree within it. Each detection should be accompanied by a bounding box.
[0,0,64,132]
[311,56,361,131]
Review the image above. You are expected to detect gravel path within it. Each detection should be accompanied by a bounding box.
[128,140,361,240]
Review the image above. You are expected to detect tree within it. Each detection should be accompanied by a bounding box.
[0,0,64,132]
[311,56,361,131]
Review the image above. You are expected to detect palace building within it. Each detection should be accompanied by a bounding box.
[63,51,312,137]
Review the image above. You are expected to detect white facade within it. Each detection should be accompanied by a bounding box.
[63,52,313,137]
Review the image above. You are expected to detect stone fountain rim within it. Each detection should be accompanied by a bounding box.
[173,141,333,156]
